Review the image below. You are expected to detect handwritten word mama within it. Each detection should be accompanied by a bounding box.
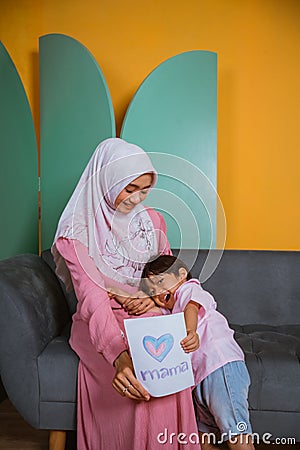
[140,361,189,381]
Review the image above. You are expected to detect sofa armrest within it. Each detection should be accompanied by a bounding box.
[0,253,70,426]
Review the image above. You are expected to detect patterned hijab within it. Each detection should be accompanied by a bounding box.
[52,138,158,291]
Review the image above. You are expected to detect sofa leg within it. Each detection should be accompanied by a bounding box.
[49,430,66,450]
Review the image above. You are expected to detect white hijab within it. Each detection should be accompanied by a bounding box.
[52,138,158,291]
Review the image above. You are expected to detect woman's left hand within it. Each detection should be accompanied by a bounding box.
[123,290,155,315]
[113,351,150,401]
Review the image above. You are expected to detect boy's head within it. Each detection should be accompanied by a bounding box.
[141,255,192,310]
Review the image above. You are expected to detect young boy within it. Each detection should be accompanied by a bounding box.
[141,255,254,450]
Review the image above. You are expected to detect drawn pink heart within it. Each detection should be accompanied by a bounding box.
[145,341,166,358]
[143,334,174,362]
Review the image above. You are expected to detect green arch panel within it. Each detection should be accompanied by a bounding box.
[121,51,217,249]
[0,42,38,259]
[40,34,115,250]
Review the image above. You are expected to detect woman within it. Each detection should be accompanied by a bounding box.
[52,138,200,450]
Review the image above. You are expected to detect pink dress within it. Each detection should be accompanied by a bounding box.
[56,210,200,450]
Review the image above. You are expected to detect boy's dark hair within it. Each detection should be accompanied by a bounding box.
[140,255,193,292]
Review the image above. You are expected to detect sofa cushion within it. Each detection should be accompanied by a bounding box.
[175,249,300,326]
[233,324,300,413]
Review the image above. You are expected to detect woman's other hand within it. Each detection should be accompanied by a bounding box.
[112,351,150,401]
[123,290,155,315]
[107,287,130,305]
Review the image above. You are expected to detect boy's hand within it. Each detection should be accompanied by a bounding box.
[180,330,199,353]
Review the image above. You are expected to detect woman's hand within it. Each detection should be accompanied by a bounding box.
[107,287,130,305]
[112,351,150,401]
[180,330,200,353]
[123,290,155,315]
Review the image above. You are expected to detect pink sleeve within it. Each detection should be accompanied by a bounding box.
[147,208,172,256]
[176,281,216,321]
[55,238,127,365]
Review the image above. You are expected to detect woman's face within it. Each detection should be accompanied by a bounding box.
[114,173,153,214]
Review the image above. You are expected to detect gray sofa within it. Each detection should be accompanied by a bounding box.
[0,377,6,403]
[0,249,299,443]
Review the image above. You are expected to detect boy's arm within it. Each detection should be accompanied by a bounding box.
[180,300,200,353]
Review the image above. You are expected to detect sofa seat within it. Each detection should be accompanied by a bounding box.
[38,324,78,403]
[37,324,78,429]
[233,324,300,414]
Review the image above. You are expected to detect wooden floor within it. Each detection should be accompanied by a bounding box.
[0,398,299,450]
[0,399,48,449]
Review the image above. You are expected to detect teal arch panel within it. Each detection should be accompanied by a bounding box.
[0,42,38,259]
[40,34,116,250]
[121,51,217,249]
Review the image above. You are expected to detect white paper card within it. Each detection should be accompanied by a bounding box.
[124,312,195,397]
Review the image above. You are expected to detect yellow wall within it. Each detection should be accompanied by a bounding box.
[1,0,299,250]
